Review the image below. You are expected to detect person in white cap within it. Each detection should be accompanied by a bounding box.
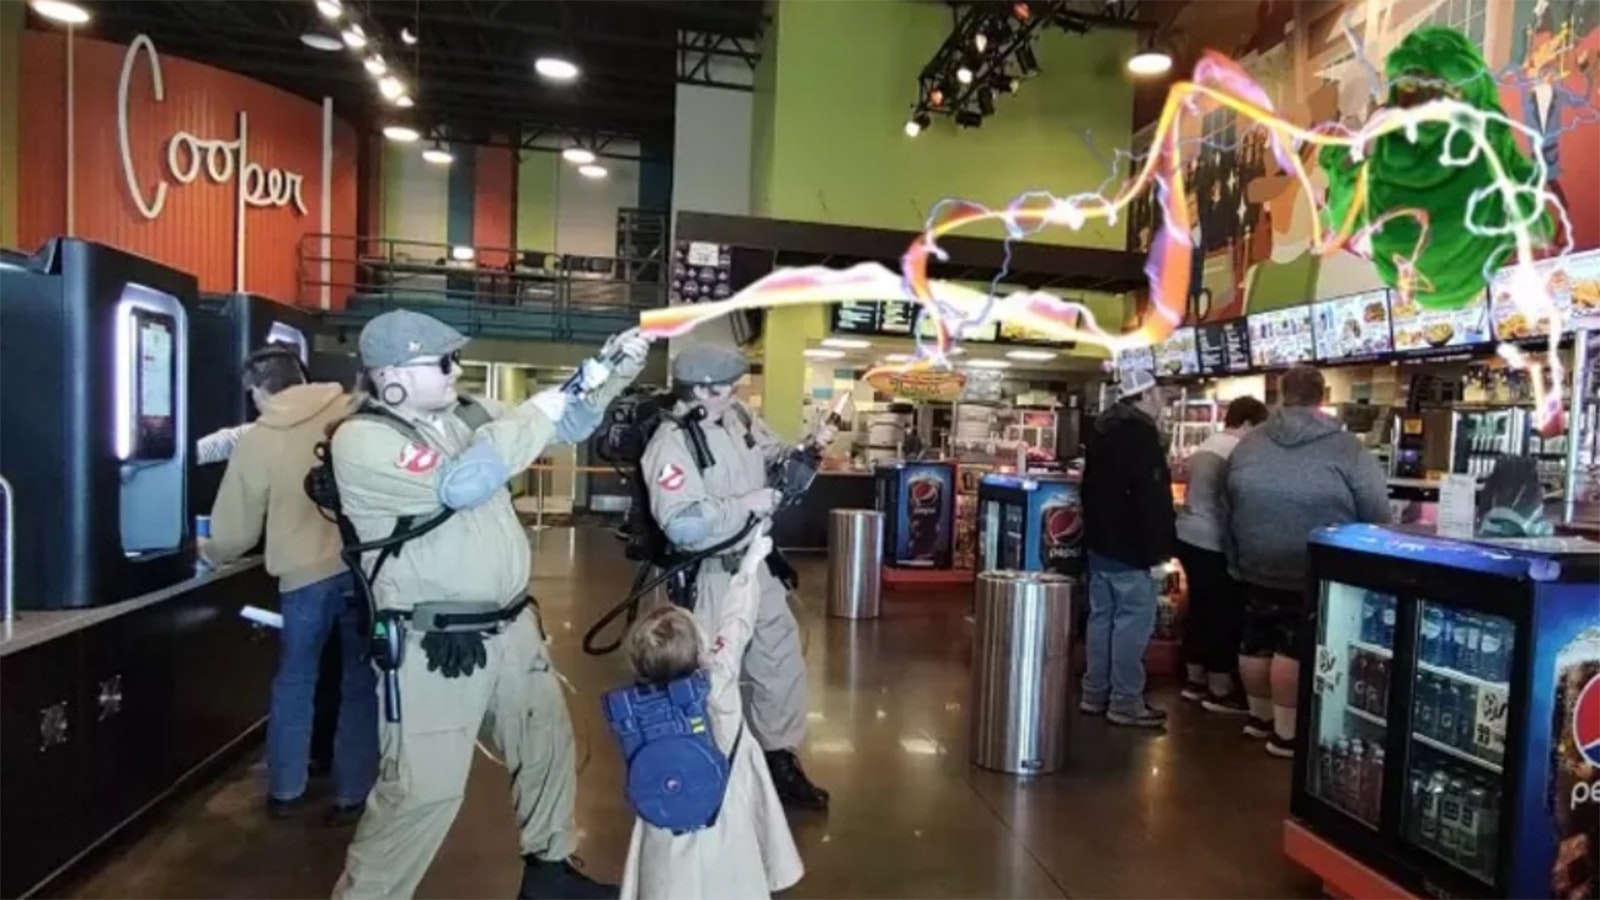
[329,309,650,900]
[639,344,834,810]
[1079,364,1177,729]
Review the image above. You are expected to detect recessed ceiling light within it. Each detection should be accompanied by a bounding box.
[401,26,418,45]
[300,30,343,51]
[804,349,847,360]
[578,163,608,179]
[315,0,343,20]
[535,56,580,81]
[822,337,871,349]
[395,94,415,108]
[1006,349,1057,361]
[364,54,387,76]
[1127,50,1173,76]
[965,358,1012,369]
[422,146,454,165]
[30,0,90,24]
[562,147,597,165]
[378,75,405,100]
[341,24,367,50]
[382,125,419,143]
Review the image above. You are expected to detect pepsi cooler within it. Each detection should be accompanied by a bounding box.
[976,472,1084,576]
[874,461,955,569]
[1290,524,1600,899]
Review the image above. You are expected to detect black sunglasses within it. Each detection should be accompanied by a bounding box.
[402,351,461,375]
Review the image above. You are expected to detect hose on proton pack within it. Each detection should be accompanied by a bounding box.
[581,515,761,657]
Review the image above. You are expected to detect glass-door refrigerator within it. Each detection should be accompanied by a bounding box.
[1293,524,1599,900]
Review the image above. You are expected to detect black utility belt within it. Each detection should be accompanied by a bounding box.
[394,597,532,634]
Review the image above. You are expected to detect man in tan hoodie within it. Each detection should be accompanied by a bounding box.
[202,344,376,824]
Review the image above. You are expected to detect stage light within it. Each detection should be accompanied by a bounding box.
[578,163,608,179]
[301,29,343,51]
[928,86,946,108]
[315,0,343,20]
[364,54,387,76]
[382,125,420,143]
[973,32,989,54]
[341,24,367,49]
[401,26,418,45]
[1127,49,1174,76]
[562,147,597,165]
[378,75,405,100]
[1011,2,1032,22]
[956,66,974,85]
[29,0,90,24]
[422,144,453,166]
[905,112,931,137]
[535,57,579,81]
[395,95,415,108]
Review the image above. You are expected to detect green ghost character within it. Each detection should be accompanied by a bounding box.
[1319,27,1550,310]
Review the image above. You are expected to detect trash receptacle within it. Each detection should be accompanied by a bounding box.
[969,570,1075,774]
[827,509,883,619]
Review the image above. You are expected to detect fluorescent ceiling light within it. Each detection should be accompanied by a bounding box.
[1127,50,1173,76]
[578,163,608,179]
[30,0,90,24]
[378,75,405,100]
[382,125,419,143]
[882,353,915,363]
[562,147,597,165]
[535,57,580,81]
[364,54,387,76]
[341,24,367,50]
[315,0,343,20]
[301,30,344,51]
[1006,349,1057,361]
[450,246,476,262]
[804,349,847,360]
[401,26,418,45]
[822,337,871,349]
[965,359,1012,369]
[395,95,415,109]
[422,146,454,165]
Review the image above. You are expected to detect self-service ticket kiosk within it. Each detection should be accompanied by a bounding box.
[0,238,197,609]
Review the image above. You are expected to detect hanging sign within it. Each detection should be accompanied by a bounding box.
[117,35,307,221]
[866,367,967,402]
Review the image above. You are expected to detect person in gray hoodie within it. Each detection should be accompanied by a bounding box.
[1224,365,1390,758]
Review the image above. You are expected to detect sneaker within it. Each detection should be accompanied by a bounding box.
[1078,699,1107,716]
[1242,717,1273,739]
[325,801,364,827]
[266,795,304,819]
[1265,733,1296,759]
[1179,682,1208,702]
[1107,704,1168,728]
[518,856,613,900]
[1201,691,1251,716]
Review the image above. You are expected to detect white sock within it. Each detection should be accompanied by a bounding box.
[1273,705,1297,740]
[1248,696,1273,720]
[1186,664,1205,685]
[1207,672,1234,697]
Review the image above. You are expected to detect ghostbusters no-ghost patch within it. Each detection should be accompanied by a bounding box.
[397,443,441,474]
[657,463,686,492]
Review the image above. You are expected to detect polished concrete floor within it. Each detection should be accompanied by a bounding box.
[65,528,1321,899]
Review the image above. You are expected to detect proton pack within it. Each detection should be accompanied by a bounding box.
[602,669,741,834]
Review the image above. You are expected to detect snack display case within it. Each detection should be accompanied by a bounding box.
[1290,524,1600,899]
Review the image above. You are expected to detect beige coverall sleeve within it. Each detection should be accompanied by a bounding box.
[641,424,751,553]
[331,408,559,518]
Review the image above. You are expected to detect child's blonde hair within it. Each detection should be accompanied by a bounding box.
[626,606,702,683]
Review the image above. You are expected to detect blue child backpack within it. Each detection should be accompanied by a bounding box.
[602,669,742,834]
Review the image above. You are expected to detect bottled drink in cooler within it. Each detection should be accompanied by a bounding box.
[1350,651,1370,712]
[1416,673,1439,740]
[1370,654,1390,716]
[1380,595,1396,646]
[1438,682,1461,748]
[1421,604,1445,666]
[1360,592,1378,644]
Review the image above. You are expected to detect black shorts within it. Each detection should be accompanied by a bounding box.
[1239,583,1305,660]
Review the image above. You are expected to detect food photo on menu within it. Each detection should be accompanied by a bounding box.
[1312,290,1393,361]
[1154,327,1199,377]
[1389,289,1491,352]
[1248,307,1315,368]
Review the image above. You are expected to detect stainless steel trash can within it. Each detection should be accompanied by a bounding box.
[970,570,1075,774]
[827,509,883,619]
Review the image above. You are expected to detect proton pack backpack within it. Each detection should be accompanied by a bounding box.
[602,669,741,834]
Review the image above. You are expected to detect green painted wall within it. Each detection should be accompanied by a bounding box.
[516,149,559,256]
[0,0,21,248]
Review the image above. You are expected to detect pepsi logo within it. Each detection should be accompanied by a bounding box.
[1575,672,1600,768]
[1045,506,1082,541]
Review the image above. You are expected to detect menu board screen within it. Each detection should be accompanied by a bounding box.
[1490,249,1600,340]
[1154,327,1199,377]
[1248,306,1315,368]
[1197,319,1251,374]
[1312,289,1394,361]
[1390,289,1491,353]
[833,301,879,334]
[917,314,998,343]
[1116,344,1154,376]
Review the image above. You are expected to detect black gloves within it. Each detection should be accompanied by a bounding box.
[421,631,489,679]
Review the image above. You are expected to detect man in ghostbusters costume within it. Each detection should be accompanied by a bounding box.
[329,309,650,899]
[640,344,836,811]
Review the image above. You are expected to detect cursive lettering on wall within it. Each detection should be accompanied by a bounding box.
[117,34,307,221]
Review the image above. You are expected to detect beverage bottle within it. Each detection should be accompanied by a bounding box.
[1366,748,1387,823]
[1440,608,1457,669]
[1440,774,1467,857]
[1371,655,1390,717]
[1332,739,1351,809]
[1420,603,1444,666]
[1438,682,1460,746]
[1462,781,1488,871]
[1381,595,1396,646]
[1415,673,1439,739]
[1479,781,1502,873]
[1479,616,1508,682]
[1419,769,1447,847]
[1406,767,1428,843]
[1452,611,1474,674]
[1360,592,1377,644]
[1348,739,1366,812]
[1318,741,1336,796]
[1549,627,1600,898]
[1350,651,1370,713]
[1456,681,1478,752]
[1459,613,1482,677]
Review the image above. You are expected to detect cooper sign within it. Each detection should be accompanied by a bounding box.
[117,35,307,220]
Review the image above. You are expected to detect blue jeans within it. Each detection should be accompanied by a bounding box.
[1082,560,1159,715]
[267,572,377,806]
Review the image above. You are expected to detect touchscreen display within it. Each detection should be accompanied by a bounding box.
[1312,289,1393,361]
[1248,306,1315,368]
[134,310,178,459]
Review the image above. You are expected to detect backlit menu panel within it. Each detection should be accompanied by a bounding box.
[1197,319,1251,374]
[833,301,880,334]
[1312,289,1394,362]
[1248,306,1315,368]
[1390,290,1491,354]
[1489,248,1600,340]
[1117,343,1155,376]
[1154,327,1199,377]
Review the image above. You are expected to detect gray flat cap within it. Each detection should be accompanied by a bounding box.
[672,344,749,386]
[359,310,469,369]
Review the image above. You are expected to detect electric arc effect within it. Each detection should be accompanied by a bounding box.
[641,26,1579,433]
